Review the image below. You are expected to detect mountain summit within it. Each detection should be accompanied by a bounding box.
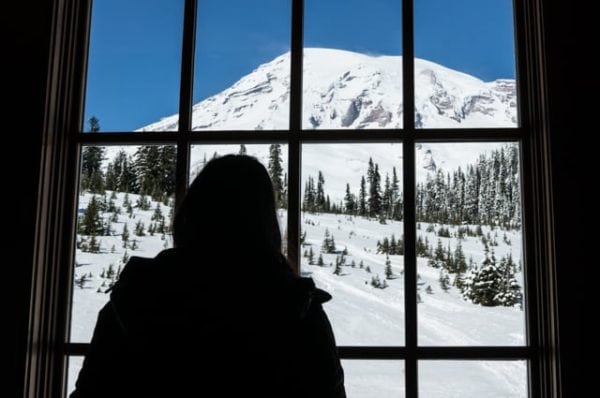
[139,48,516,131]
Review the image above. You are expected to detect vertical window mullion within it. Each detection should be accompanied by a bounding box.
[402,0,417,396]
[287,0,304,274]
[176,0,197,208]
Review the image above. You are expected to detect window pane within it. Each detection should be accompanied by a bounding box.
[301,143,404,345]
[84,0,184,132]
[192,0,291,130]
[419,361,528,397]
[415,0,517,128]
[189,144,289,245]
[303,0,402,129]
[70,145,176,342]
[67,356,83,397]
[415,143,525,345]
[343,360,405,398]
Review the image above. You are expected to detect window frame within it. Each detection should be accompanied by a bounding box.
[26,0,560,397]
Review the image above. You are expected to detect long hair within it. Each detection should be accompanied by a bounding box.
[173,154,282,259]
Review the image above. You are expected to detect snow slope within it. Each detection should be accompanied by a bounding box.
[70,50,524,396]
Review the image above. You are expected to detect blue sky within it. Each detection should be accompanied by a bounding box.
[84,0,515,131]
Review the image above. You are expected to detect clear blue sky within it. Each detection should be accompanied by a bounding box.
[84,0,515,131]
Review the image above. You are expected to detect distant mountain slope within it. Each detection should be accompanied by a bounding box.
[138,48,516,132]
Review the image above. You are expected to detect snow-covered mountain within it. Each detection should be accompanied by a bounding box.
[138,48,517,132]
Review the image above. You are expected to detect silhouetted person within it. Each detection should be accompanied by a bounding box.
[71,154,346,398]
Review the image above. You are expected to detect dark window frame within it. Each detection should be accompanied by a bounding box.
[26,0,561,397]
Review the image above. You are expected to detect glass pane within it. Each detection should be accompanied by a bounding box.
[415,0,517,128]
[189,144,289,246]
[419,361,528,397]
[84,0,184,132]
[70,145,176,342]
[301,143,404,345]
[67,356,83,397]
[303,0,402,129]
[192,0,291,130]
[343,360,405,398]
[415,143,525,345]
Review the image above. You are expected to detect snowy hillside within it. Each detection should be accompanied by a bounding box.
[137,48,516,131]
[70,50,525,396]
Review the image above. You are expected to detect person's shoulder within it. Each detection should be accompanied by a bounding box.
[292,276,332,305]
[109,249,177,298]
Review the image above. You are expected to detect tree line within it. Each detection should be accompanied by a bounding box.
[303,144,521,229]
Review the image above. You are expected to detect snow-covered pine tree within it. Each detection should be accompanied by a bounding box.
[368,163,382,218]
[358,175,367,217]
[134,220,145,236]
[151,203,163,221]
[316,171,326,212]
[317,254,324,266]
[80,117,105,194]
[239,144,247,155]
[88,235,100,253]
[439,269,451,292]
[121,223,129,248]
[333,257,342,275]
[454,241,467,274]
[344,183,356,214]
[76,274,87,289]
[79,195,104,236]
[385,255,393,279]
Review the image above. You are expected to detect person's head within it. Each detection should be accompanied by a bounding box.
[173,154,282,258]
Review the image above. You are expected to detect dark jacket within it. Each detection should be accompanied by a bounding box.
[71,248,345,398]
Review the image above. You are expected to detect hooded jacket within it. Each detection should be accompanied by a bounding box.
[71,248,346,398]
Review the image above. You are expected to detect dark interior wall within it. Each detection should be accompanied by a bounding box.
[543,1,586,397]
[3,1,53,396]
[4,0,584,396]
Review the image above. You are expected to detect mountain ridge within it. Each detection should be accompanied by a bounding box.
[138,48,517,132]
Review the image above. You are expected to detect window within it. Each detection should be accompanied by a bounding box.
[30,0,558,397]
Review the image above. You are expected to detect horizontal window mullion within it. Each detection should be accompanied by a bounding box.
[75,129,525,145]
[65,343,534,360]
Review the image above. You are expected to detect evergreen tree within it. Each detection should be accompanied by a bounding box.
[79,195,103,235]
[439,269,451,292]
[88,235,100,253]
[136,194,151,211]
[317,254,324,266]
[368,162,382,218]
[106,264,115,279]
[122,250,129,264]
[316,171,326,212]
[308,247,315,265]
[134,220,145,236]
[385,255,393,279]
[151,203,163,221]
[454,241,467,274]
[80,117,105,193]
[344,183,356,214]
[370,274,382,288]
[358,176,367,216]
[333,257,342,275]
[239,144,247,155]
[426,285,434,294]
[268,144,285,208]
[359,260,364,269]
[76,274,88,289]
[428,239,445,268]
[121,223,129,248]
[462,248,520,307]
